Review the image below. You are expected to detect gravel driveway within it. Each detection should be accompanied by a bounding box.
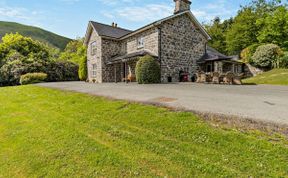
[37,82,288,125]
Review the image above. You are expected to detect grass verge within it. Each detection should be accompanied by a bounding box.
[242,69,288,85]
[0,85,287,177]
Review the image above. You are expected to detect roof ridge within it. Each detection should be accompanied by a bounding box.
[90,20,132,32]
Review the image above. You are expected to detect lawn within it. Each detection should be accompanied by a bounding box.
[242,69,288,85]
[0,86,287,177]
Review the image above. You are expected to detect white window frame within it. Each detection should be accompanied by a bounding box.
[92,64,97,78]
[91,41,97,56]
[137,37,144,48]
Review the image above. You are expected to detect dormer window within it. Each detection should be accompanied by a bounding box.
[91,41,97,56]
[137,37,144,48]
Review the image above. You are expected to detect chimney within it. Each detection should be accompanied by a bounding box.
[115,23,118,28]
[112,22,115,27]
[174,0,191,14]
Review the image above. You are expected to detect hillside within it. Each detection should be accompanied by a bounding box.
[0,21,72,50]
[242,69,288,85]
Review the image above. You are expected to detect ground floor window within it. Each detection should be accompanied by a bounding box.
[92,64,97,78]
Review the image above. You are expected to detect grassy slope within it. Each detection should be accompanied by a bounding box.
[243,69,288,85]
[0,21,72,50]
[0,86,287,177]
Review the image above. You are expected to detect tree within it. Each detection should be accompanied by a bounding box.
[256,6,288,49]
[225,7,259,55]
[205,17,232,54]
[0,33,51,85]
[59,38,86,64]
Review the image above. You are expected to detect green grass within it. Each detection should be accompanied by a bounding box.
[243,69,288,85]
[0,21,72,50]
[0,86,287,177]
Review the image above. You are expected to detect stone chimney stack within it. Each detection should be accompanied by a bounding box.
[112,22,115,27]
[174,0,191,14]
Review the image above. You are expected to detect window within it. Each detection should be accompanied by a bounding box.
[137,37,144,48]
[92,64,97,78]
[91,41,97,56]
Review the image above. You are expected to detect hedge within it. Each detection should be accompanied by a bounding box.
[20,73,47,85]
[136,55,160,84]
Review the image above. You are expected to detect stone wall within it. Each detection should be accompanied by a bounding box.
[122,27,159,56]
[159,14,207,82]
[87,30,102,83]
[101,39,121,82]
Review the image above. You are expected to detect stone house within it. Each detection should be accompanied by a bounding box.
[84,0,243,83]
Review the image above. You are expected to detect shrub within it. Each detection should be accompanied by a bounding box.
[252,44,283,68]
[279,52,288,68]
[45,61,79,82]
[78,56,87,81]
[136,55,160,84]
[20,73,47,85]
[240,44,260,63]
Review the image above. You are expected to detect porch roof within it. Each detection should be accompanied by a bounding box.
[198,46,236,64]
[107,50,158,65]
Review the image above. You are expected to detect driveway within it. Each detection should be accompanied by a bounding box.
[37,82,288,125]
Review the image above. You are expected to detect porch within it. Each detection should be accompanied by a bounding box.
[107,50,158,83]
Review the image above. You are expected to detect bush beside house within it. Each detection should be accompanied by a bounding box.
[252,44,283,69]
[136,55,161,84]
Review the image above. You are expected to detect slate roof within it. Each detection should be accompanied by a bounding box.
[90,21,132,39]
[88,11,211,40]
[198,46,232,63]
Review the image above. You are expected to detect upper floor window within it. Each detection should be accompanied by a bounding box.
[137,37,144,48]
[91,41,97,56]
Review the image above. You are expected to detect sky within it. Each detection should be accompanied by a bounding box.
[0,0,251,39]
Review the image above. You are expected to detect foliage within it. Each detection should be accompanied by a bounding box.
[58,38,87,80]
[136,55,160,84]
[0,21,71,50]
[20,73,47,85]
[0,34,51,85]
[0,33,78,86]
[240,44,261,63]
[225,7,259,55]
[45,61,79,82]
[205,0,286,55]
[78,56,87,81]
[59,38,87,64]
[242,68,288,85]
[205,17,233,54]
[252,44,283,68]
[279,52,288,68]
[0,85,288,177]
[256,6,288,50]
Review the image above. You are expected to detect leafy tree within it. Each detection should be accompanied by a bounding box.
[256,6,288,49]
[252,44,283,68]
[225,7,259,55]
[59,38,86,64]
[205,17,232,54]
[0,33,52,85]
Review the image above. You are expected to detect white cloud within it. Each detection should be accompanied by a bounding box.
[192,0,236,23]
[102,3,173,22]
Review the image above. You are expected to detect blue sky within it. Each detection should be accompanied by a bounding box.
[0,0,251,39]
